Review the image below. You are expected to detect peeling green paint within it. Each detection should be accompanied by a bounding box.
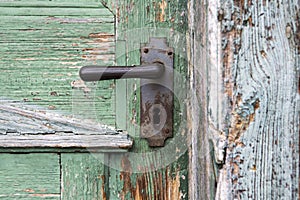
[103,0,190,199]
[0,0,116,126]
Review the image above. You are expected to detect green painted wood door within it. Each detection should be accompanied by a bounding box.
[102,1,190,199]
[0,0,189,199]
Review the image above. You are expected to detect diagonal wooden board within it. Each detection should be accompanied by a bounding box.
[0,102,132,152]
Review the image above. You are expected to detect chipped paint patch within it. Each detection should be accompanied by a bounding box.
[119,156,186,200]
[157,0,167,22]
[120,156,133,199]
[100,175,107,200]
[228,95,260,146]
[88,33,114,38]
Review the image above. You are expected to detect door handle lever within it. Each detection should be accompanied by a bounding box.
[79,63,164,81]
[79,38,173,147]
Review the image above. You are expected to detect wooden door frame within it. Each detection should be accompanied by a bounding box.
[101,0,299,199]
[188,0,299,199]
[187,0,223,198]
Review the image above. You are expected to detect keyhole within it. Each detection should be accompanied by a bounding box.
[153,107,161,125]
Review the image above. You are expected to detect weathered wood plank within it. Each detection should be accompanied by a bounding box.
[212,0,299,199]
[0,1,104,8]
[0,134,132,151]
[0,0,116,126]
[0,195,59,200]
[103,0,190,199]
[61,154,108,200]
[108,153,189,200]
[187,0,220,199]
[188,0,299,199]
[0,7,112,16]
[0,153,60,199]
[0,102,132,152]
[0,102,116,134]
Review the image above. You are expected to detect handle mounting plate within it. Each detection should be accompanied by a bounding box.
[140,38,174,147]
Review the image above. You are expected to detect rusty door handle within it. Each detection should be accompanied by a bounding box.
[79,38,174,147]
[79,63,164,81]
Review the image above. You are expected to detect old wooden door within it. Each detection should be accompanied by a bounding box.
[0,0,190,199]
[2,0,298,199]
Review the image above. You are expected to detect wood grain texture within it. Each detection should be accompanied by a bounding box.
[0,101,132,152]
[61,154,108,200]
[0,153,60,199]
[187,0,220,199]
[215,0,299,199]
[0,102,117,134]
[0,134,132,151]
[107,153,188,200]
[188,0,299,199]
[102,0,189,199]
[0,0,116,126]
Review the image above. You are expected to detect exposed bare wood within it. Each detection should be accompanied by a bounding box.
[189,0,299,199]
[0,133,132,152]
[0,102,116,134]
[214,0,299,199]
[0,102,132,152]
[188,0,220,198]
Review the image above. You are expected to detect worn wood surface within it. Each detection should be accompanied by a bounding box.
[61,154,108,200]
[0,1,124,199]
[0,102,117,134]
[101,0,190,199]
[0,101,132,152]
[187,0,300,199]
[187,0,220,199]
[0,134,132,151]
[189,0,299,199]
[0,154,60,199]
[0,0,116,126]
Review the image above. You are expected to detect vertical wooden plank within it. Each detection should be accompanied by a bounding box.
[0,153,60,199]
[108,153,188,199]
[188,0,299,199]
[61,153,108,200]
[103,0,190,199]
[187,0,219,199]
[214,0,299,199]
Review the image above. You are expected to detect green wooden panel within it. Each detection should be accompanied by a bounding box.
[0,3,113,16]
[0,0,116,126]
[103,0,190,199]
[108,152,189,200]
[0,153,60,199]
[0,0,104,8]
[61,153,108,200]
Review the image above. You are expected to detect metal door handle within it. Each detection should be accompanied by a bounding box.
[79,63,164,81]
[79,38,173,147]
